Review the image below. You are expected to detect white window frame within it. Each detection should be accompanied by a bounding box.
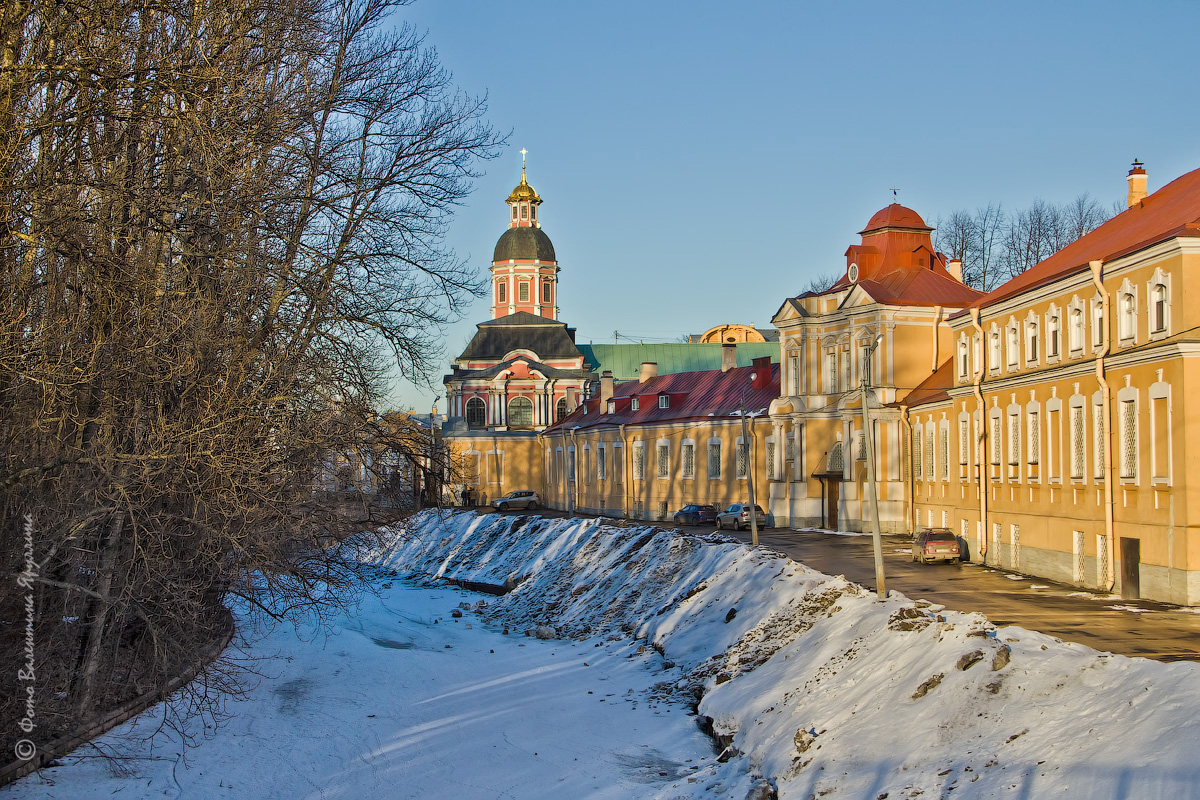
[632,441,644,481]
[681,439,695,480]
[707,438,722,480]
[1148,268,1171,341]
[658,394,670,409]
[656,439,670,479]
[1118,280,1137,344]
[597,443,606,481]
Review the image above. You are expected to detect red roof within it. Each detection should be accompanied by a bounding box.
[955,166,1200,317]
[545,363,780,433]
[837,268,984,307]
[898,357,956,408]
[860,203,932,234]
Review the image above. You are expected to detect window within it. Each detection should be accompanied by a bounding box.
[1048,408,1061,481]
[556,397,568,421]
[989,331,1001,370]
[606,400,615,414]
[766,441,776,480]
[1026,321,1038,363]
[990,416,1002,468]
[631,397,640,411]
[926,428,935,481]
[497,281,507,304]
[507,396,533,426]
[958,339,969,378]
[1007,326,1019,368]
[632,442,644,480]
[511,206,517,221]
[736,440,749,479]
[708,441,722,479]
[1092,300,1104,348]
[1152,390,1170,481]
[939,423,949,481]
[789,355,800,395]
[1028,411,1040,466]
[1069,308,1083,353]
[912,425,922,479]
[530,204,537,221]
[656,442,669,478]
[567,448,575,482]
[1048,312,1060,357]
[959,418,970,467]
[825,348,838,393]
[682,442,695,479]
[1070,405,1085,480]
[1120,399,1137,480]
[1120,292,1135,341]
[1008,412,1020,469]
[613,445,623,484]
[1152,283,1167,334]
[1093,399,1105,480]
[465,397,486,428]
[542,281,552,304]
[518,282,529,303]
[582,445,591,484]
[597,444,606,480]
[520,204,528,219]
[658,395,669,409]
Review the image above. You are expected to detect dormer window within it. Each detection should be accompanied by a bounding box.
[631,397,640,411]
[607,400,615,414]
[658,395,669,409]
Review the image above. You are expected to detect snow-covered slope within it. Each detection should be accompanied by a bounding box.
[375,510,1200,799]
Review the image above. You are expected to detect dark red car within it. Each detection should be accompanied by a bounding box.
[912,528,961,564]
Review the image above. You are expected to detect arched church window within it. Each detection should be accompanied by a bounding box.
[508,396,533,427]
[465,397,486,428]
[556,397,568,421]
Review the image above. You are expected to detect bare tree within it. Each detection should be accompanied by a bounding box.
[0,0,499,754]
[934,203,1007,291]
[800,271,841,294]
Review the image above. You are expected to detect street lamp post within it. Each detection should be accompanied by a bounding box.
[736,393,765,547]
[862,333,887,598]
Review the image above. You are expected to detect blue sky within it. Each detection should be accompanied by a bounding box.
[389,0,1200,413]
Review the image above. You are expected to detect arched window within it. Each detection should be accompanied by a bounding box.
[555,397,568,421]
[465,397,486,428]
[1048,313,1060,357]
[1152,284,1167,333]
[1069,308,1083,353]
[507,396,533,426]
[1120,293,1135,340]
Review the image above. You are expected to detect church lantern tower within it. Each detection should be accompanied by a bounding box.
[490,150,559,319]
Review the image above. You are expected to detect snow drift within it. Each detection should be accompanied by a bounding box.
[373,509,1200,799]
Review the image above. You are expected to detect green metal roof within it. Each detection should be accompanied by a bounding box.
[577,342,779,381]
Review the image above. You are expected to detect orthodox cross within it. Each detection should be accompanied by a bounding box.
[891,186,899,203]
[520,148,528,169]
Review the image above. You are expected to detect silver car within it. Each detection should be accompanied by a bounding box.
[492,490,541,512]
[715,503,767,530]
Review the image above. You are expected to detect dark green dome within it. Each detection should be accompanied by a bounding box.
[493,227,556,263]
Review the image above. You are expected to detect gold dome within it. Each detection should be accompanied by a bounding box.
[506,173,541,204]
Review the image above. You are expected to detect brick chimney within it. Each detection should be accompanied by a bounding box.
[600,370,614,403]
[946,258,963,283]
[1127,159,1148,207]
[721,342,737,372]
[639,362,658,383]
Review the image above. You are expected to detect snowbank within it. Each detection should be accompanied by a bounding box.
[375,509,1200,799]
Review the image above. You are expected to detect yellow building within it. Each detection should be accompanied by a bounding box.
[903,164,1200,604]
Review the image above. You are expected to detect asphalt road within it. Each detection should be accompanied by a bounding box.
[721,525,1200,663]
[470,506,1200,662]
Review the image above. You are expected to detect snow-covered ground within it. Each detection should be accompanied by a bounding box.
[13,510,1200,799]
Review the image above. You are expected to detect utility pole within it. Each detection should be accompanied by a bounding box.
[862,334,886,598]
[739,394,760,547]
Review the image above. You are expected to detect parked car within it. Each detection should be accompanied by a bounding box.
[912,528,961,563]
[672,504,720,526]
[715,503,767,530]
[492,490,541,512]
